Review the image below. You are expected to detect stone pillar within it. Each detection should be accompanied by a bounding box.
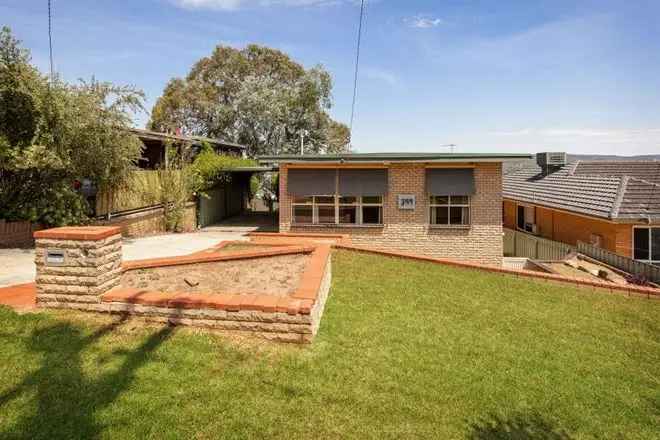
[34,226,122,310]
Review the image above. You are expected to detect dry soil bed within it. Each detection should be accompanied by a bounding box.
[121,253,310,296]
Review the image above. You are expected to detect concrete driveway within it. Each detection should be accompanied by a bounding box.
[0,230,248,287]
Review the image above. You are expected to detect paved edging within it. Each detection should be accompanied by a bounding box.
[121,245,315,270]
[0,282,36,310]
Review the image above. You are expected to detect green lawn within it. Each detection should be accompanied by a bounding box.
[0,250,658,439]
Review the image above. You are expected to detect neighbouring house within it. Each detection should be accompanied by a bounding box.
[94,129,267,234]
[503,153,660,265]
[259,152,532,266]
[130,128,246,169]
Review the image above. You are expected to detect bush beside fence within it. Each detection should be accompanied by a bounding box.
[95,170,164,217]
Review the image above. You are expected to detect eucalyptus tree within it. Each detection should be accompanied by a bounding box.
[149,44,350,157]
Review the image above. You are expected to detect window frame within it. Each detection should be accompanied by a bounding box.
[428,195,471,227]
[360,196,384,225]
[633,226,660,265]
[291,195,384,226]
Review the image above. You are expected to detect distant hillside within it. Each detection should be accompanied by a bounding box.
[568,154,660,161]
[504,153,660,174]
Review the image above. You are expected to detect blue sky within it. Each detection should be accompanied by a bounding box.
[3,0,660,155]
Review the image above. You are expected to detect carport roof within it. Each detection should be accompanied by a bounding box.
[229,166,277,172]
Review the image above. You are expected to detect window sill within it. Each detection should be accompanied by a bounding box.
[428,224,471,230]
[291,223,384,229]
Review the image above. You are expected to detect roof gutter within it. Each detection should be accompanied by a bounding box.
[258,157,532,165]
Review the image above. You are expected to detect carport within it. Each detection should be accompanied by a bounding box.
[197,166,277,229]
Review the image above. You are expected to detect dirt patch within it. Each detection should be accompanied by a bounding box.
[547,258,629,285]
[121,253,309,296]
[214,243,277,253]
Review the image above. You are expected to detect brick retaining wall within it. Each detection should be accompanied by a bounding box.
[95,203,196,238]
[33,226,332,343]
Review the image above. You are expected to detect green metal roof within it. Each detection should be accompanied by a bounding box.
[258,152,532,164]
[228,166,277,172]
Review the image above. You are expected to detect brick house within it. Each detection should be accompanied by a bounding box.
[259,153,531,266]
[503,155,660,265]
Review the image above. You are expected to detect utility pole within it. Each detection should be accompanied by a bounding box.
[299,130,308,155]
[48,0,54,80]
[442,143,457,153]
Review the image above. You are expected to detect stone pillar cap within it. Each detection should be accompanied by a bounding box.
[34,226,121,241]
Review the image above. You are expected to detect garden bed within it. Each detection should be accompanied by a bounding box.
[121,253,310,297]
[101,244,332,343]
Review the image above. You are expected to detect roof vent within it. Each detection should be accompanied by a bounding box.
[536,152,566,171]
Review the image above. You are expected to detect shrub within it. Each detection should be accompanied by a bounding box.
[192,145,257,190]
[0,27,144,227]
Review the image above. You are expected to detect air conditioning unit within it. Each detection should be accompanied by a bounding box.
[536,152,567,169]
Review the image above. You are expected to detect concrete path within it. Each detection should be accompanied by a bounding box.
[205,213,277,233]
[0,230,247,288]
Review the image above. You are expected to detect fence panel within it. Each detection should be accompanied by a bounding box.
[503,228,515,256]
[577,241,660,283]
[504,228,574,260]
[197,185,227,228]
[95,171,163,217]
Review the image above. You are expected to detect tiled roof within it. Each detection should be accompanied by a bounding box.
[503,161,660,221]
[572,161,660,184]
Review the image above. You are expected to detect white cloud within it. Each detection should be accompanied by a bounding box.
[405,15,443,29]
[363,67,399,86]
[172,0,341,10]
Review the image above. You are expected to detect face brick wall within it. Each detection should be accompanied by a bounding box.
[279,163,503,266]
[502,199,634,257]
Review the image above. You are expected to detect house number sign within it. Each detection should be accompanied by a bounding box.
[398,194,416,210]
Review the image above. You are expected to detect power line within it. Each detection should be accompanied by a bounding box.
[48,0,54,79]
[349,0,365,140]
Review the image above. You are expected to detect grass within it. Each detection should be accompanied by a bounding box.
[0,249,658,439]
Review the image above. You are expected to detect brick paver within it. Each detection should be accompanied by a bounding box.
[0,282,36,310]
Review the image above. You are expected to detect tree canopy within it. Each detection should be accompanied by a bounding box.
[0,26,145,226]
[149,44,350,157]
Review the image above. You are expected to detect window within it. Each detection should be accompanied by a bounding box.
[292,197,313,224]
[361,196,383,224]
[634,227,660,265]
[315,196,335,224]
[429,195,470,226]
[338,196,358,224]
[292,195,383,225]
[517,205,525,230]
[517,204,536,233]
